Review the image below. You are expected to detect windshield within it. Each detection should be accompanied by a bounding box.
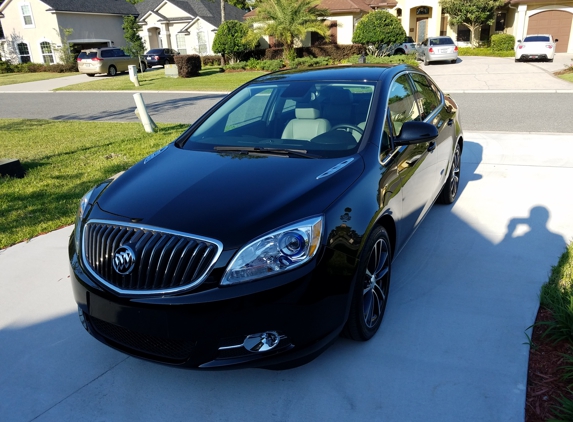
[181,81,376,158]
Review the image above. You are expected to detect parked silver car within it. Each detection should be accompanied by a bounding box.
[77,47,146,77]
[416,36,458,65]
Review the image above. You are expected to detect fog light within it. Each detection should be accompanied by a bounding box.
[243,331,280,352]
[78,307,89,331]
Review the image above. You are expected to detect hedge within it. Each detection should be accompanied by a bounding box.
[491,34,516,51]
[174,54,202,77]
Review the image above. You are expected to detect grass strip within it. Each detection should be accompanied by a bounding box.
[0,119,188,249]
[458,47,515,57]
[56,67,265,92]
[0,72,80,86]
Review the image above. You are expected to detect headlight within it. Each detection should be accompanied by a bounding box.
[221,216,323,285]
[74,188,94,252]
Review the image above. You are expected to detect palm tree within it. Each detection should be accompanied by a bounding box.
[247,0,331,63]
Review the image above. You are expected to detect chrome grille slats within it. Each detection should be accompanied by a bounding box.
[81,220,223,295]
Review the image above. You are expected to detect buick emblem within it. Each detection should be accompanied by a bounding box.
[113,246,136,275]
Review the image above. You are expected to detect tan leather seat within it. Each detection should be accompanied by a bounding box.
[281,107,331,141]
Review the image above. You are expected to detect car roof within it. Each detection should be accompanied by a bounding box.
[253,64,410,83]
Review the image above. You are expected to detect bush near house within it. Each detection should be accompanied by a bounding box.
[0,60,78,74]
[174,54,202,77]
[490,33,515,51]
[244,44,364,62]
[352,10,406,56]
[201,55,221,66]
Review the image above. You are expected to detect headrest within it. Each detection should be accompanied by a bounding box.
[295,108,320,119]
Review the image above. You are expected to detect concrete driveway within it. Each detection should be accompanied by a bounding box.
[1,56,573,421]
[422,54,573,92]
[1,131,573,421]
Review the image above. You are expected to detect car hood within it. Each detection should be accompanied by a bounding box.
[95,145,364,249]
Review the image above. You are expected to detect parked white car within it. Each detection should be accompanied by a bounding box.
[515,34,558,62]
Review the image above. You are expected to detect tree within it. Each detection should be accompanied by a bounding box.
[352,11,406,56]
[213,20,257,63]
[247,0,330,63]
[440,0,504,47]
[123,0,145,72]
[53,27,75,65]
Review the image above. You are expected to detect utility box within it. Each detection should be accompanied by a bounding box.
[0,159,26,178]
[165,64,178,78]
[128,65,140,87]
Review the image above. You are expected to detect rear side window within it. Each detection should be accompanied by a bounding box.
[430,37,454,46]
[101,50,114,58]
[410,73,441,120]
[524,35,550,42]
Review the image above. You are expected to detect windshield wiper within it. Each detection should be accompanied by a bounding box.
[213,146,318,159]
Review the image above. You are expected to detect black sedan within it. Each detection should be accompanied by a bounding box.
[69,65,463,369]
[144,48,179,67]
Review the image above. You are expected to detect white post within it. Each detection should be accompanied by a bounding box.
[133,93,158,133]
[128,65,140,87]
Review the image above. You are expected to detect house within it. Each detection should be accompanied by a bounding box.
[134,0,246,56]
[0,0,139,63]
[246,0,573,53]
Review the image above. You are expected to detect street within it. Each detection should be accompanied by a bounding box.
[1,91,573,133]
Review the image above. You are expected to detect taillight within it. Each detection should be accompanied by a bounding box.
[454,46,458,51]
[518,45,524,49]
[76,57,81,62]
[153,55,159,60]
[429,47,434,53]
[92,57,102,61]
[546,45,553,49]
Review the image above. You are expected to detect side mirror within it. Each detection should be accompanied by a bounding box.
[555,39,559,43]
[394,121,438,146]
[517,40,522,43]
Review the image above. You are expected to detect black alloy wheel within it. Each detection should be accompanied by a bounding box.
[438,142,461,204]
[344,226,392,341]
[107,65,117,76]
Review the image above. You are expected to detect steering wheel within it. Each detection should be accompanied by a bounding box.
[331,124,364,136]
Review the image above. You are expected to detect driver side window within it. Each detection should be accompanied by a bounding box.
[387,75,421,136]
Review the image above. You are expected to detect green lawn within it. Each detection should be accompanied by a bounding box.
[557,72,573,83]
[57,67,265,92]
[0,72,80,86]
[0,119,188,249]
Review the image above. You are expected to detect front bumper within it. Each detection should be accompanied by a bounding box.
[69,235,355,369]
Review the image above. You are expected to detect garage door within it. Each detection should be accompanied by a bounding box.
[527,10,572,53]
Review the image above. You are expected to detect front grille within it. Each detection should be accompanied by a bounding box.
[82,220,222,295]
[89,316,195,361]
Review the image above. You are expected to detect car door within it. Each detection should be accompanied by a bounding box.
[384,73,438,241]
[410,72,455,200]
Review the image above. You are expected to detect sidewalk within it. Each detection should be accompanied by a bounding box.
[0,53,572,93]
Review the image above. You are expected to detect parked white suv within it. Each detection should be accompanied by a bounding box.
[77,47,145,77]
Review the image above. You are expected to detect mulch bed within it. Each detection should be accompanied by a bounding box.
[526,307,573,421]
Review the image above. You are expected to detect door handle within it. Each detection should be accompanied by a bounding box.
[447,119,454,126]
[428,141,436,152]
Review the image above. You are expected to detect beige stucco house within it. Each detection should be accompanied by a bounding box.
[246,0,573,53]
[134,0,246,56]
[0,0,139,63]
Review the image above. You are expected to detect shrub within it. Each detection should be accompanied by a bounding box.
[174,54,202,77]
[291,57,332,68]
[344,54,419,66]
[212,20,257,63]
[224,62,248,71]
[352,11,406,55]
[257,59,283,72]
[491,33,515,51]
[223,59,284,72]
[201,55,221,66]
[0,60,15,74]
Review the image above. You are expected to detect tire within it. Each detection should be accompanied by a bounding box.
[107,65,117,76]
[451,59,457,64]
[138,62,147,72]
[86,74,95,77]
[395,49,405,55]
[343,226,392,341]
[438,142,461,204]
